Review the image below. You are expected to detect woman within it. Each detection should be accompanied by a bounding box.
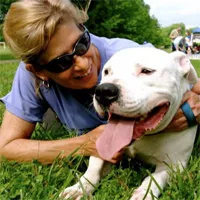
[0,0,199,164]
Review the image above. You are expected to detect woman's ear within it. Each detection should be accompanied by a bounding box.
[25,63,49,80]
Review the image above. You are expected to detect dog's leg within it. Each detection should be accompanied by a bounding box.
[59,156,108,200]
[130,164,169,200]
[130,161,187,200]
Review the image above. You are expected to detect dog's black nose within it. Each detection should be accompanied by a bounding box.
[95,83,119,106]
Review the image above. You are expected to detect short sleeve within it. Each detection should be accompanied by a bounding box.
[105,38,140,60]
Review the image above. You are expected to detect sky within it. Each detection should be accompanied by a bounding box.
[143,0,200,29]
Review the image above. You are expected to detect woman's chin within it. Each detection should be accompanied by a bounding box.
[78,78,98,89]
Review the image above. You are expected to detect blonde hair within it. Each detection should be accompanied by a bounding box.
[3,0,88,63]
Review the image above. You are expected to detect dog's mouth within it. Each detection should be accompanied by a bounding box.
[96,102,170,160]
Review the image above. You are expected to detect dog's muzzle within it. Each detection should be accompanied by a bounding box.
[95,83,119,106]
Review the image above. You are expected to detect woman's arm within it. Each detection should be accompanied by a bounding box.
[191,78,200,94]
[0,110,107,164]
[164,79,200,131]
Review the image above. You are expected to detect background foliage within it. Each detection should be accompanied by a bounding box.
[0,0,15,41]
[85,0,162,45]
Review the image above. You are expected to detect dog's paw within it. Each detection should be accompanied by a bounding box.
[59,182,94,200]
[130,188,152,200]
[59,184,83,200]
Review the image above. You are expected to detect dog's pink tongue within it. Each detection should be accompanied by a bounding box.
[96,116,134,160]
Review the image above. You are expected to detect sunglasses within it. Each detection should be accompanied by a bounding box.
[38,25,91,73]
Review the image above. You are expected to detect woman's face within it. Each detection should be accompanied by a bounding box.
[39,22,101,89]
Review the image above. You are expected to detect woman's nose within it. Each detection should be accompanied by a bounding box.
[72,55,88,71]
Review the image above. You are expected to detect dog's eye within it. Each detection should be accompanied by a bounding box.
[141,68,155,74]
[104,69,109,76]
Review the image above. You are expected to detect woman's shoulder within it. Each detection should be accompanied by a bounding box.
[91,33,139,49]
[17,61,34,76]
[13,61,36,91]
[91,33,140,63]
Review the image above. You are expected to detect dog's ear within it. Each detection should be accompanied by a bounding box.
[170,51,198,84]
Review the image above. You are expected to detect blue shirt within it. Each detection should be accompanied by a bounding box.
[0,34,153,134]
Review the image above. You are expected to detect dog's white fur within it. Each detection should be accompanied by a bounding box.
[60,48,198,200]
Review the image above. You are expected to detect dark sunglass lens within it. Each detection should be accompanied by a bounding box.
[76,31,90,56]
[75,43,88,55]
[47,56,73,73]
[57,56,73,71]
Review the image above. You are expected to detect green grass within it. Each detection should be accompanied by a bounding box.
[0,47,16,61]
[191,60,200,76]
[0,60,199,200]
[0,62,19,122]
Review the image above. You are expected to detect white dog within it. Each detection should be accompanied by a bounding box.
[60,48,198,200]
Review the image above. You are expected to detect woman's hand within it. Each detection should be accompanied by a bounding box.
[164,90,200,132]
[83,125,124,164]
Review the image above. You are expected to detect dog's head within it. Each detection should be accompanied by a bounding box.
[94,47,198,160]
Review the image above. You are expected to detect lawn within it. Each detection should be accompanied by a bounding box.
[0,47,16,61]
[0,55,199,199]
[191,59,200,76]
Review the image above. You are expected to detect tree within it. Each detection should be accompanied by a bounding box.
[85,0,163,47]
[0,0,16,24]
[0,0,16,41]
